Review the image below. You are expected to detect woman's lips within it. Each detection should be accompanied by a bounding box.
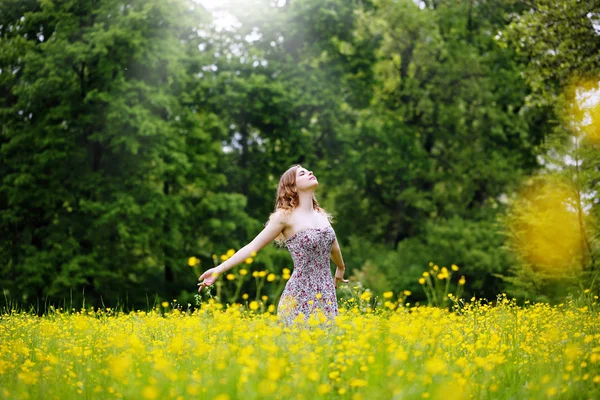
[310,176,316,180]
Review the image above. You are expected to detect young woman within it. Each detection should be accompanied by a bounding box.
[198,164,349,326]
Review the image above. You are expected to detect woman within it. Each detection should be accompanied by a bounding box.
[197,164,349,326]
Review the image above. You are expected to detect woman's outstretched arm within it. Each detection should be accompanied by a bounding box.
[198,210,287,289]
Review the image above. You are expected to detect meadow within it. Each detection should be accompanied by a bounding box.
[1,288,599,400]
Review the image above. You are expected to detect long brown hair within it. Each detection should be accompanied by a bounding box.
[267,164,333,247]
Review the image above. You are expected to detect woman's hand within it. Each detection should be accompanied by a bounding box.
[334,266,349,289]
[198,267,221,292]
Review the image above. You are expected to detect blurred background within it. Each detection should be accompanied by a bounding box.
[1,0,599,311]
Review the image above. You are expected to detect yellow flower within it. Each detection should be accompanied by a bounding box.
[437,273,445,280]
[383,291,393,299]
[226,274,235,281]
[187,256,199,267]
[451,264,459,271]
[262,295,268,301]
[424,358,445,374]
[317,383,331,395]
[226,249,236,257]
[316,293,322,299]
[220,255,229,261]
[142,386,159,400]
[441,267,448,275]
[245,258,253,264]
[267,273,276,282]
[212,254,217,259]
[433,265,439,271]
[242,294,249,300]
[418,278,426,285]
[252,271,259,278]
[239,269,247,276]
[250,251,257,257]
[422,272,429,277]
[403,290,411,296]
[249,301,259,310]
[459,276,466,285]
[161,302,169,308]
[259,271,267,277]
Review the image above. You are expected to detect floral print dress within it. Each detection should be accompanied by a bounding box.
[276,225,339,327]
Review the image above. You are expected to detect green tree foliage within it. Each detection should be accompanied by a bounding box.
[0,0,241,308]
[2,0,590,309]
[495,0,600,302]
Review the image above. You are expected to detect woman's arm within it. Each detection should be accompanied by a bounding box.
[330,236,345,269]
[331,236,349,288]
[214,210,287,275]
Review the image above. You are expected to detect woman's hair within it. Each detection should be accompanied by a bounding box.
[267,164,333,247]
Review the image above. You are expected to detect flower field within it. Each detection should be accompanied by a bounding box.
[1,293,599,400]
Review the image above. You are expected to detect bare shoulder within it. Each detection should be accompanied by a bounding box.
[269,208,291,228]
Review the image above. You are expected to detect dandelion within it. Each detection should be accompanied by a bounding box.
[383,291,393,299]
[226,249,235,257]
[459,276,466,285]
[226,274,235,281]
[187,256,199,266]
[451,264,459,271]
[161,302,169,308]
[249,301,259,310]
[240,269,248,276]
[403,290,412,296]
[316,293,322,299]
[267,273,276,282]
[245,258,253,264]
[220,255,229,261]
[419,278,426,285]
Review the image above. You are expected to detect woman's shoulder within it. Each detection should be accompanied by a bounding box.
[270,208,292,225]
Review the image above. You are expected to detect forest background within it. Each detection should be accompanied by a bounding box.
[1,0,599,311]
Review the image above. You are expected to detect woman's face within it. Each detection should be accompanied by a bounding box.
[295,166,318,191]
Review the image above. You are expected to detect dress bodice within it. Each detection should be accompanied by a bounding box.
[285,226,336,269]
[277,225,338,327]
